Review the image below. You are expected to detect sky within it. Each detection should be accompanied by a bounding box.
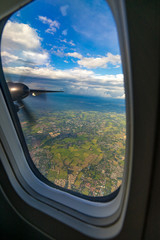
[1,0,125,99]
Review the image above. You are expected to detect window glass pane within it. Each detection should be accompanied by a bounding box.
[1,0,126,198]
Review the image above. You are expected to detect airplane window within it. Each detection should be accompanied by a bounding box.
[1,0,126,198]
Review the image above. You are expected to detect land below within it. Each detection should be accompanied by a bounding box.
[20,109,126,197]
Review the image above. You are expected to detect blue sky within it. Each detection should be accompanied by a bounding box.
[1,0,124,98]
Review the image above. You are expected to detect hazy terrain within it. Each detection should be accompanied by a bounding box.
[19,94,126,197]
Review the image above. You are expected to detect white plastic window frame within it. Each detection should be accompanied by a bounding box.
[0,0,133,238]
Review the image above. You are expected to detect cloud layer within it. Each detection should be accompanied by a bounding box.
[3,65,124,98]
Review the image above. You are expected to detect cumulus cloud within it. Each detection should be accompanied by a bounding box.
[66,51,121,69]
[1,21,50,67]
[2,20,41,50]
[2,49,49,67]
[22,50,49,65]
[66,52,83,59]
[60,5,69,16]
[78,53,121,69]
[78,57,107,68]
[38,16,60,35]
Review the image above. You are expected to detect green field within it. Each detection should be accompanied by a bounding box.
[21,110,126,197]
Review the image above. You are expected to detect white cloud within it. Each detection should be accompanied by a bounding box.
[60,39,75,46]
[60,39,67,44]
[66,51,121,69]
[2,20,41,50]
[116,94,125,99]
[3,66,123,83]
[114,65,120,68]
[62,29,68,36]
[51,45,67,57]
[78,57,107,69]
[106,53,121,65]
[68,40,75,46]
[3,66,124,98]
[51,49,65,57]
[1,21,50,68]
[66,52,83,59]
[78,53,121,69]
[38,16,60,35]
[1,49,50,67]
[1,51,19,63]
[60,5,69,16]
[22,50,49,65]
